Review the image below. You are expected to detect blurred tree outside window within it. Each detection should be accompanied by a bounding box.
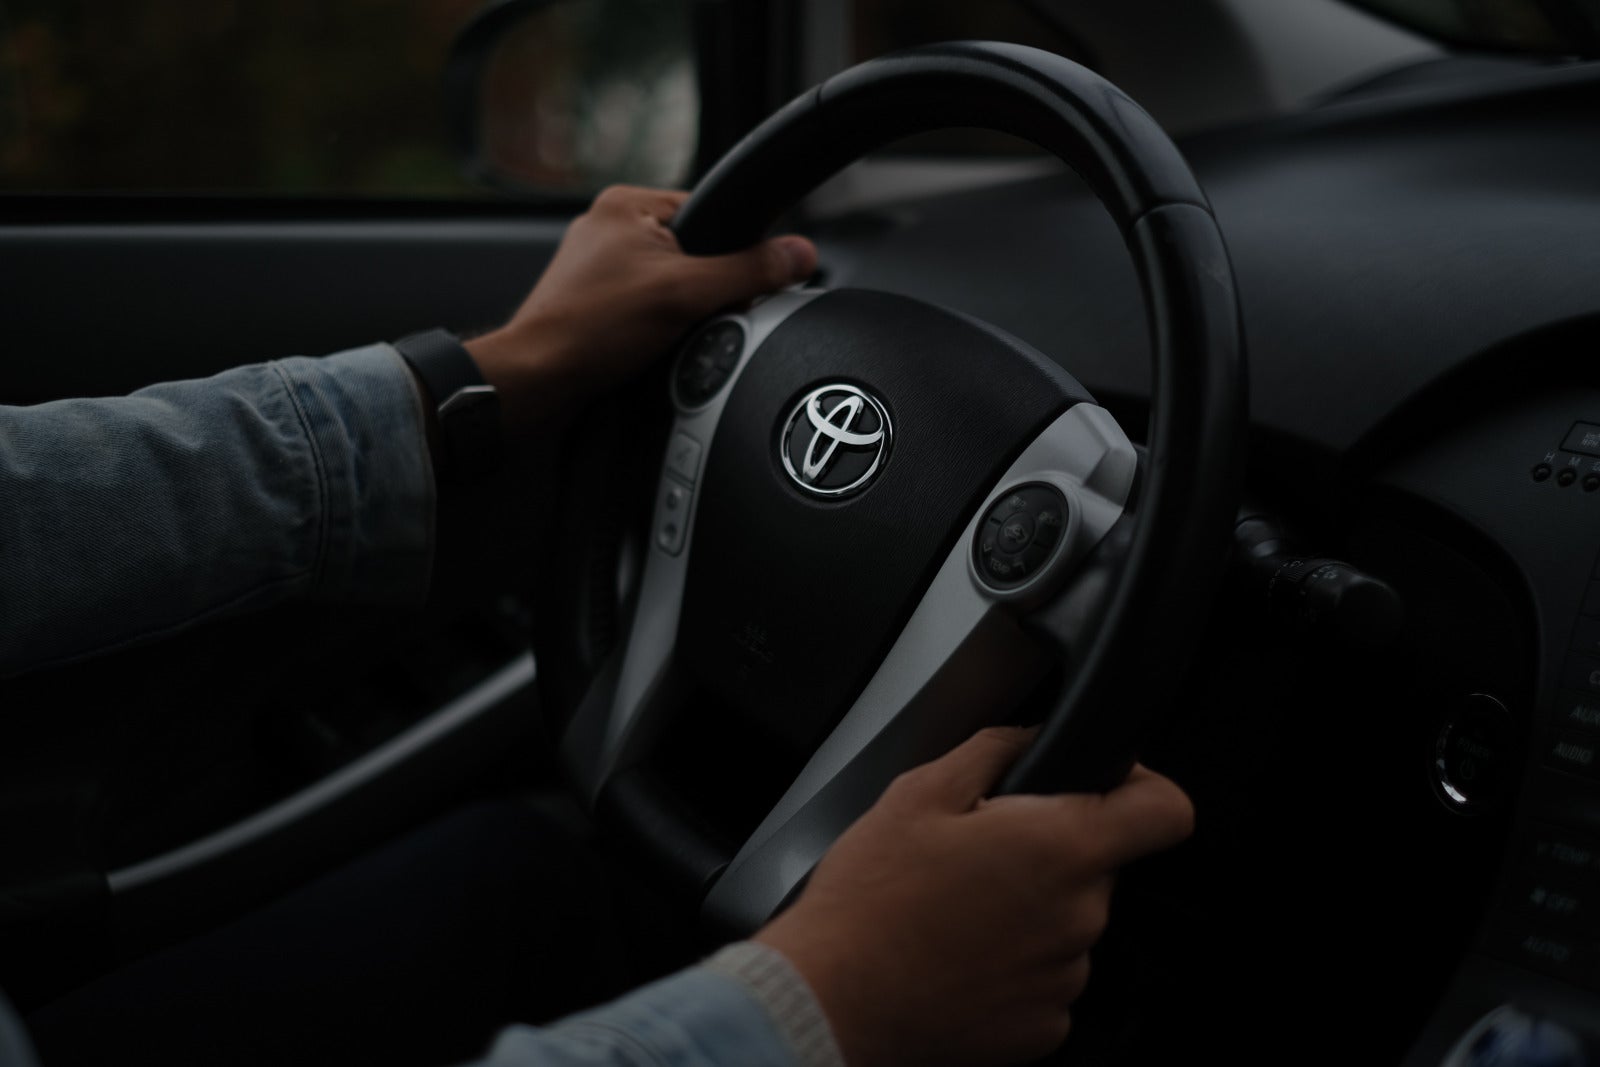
[0,0,697,197]
[479,1,696,192]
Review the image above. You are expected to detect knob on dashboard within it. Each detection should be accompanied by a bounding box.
[1441,1004,1588,1067]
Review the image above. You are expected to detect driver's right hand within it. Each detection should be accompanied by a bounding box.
[754,726,1195,1067]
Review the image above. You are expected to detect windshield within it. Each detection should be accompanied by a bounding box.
[1347,0,1600,54]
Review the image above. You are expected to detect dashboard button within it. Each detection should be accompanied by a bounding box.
[1542,731,1600,781]
[665,432,703,486]
[1483,920,1597,987]
[1554,691,1600,738]
[1525,823,1600,880]
[1505,869,1600,932]
[1432,693,1516,812]
[1442,1006,1588,1067]
[1562,422,1600,457]
[1562,654,1600,695]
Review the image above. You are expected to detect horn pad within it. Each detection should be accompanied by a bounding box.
[678,289,1091,753]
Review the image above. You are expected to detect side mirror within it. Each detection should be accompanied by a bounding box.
[445,0,699,196]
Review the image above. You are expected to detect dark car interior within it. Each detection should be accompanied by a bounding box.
[4,0,1600,1063]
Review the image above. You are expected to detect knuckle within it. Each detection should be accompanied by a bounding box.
[885,766,926,797]
[1061,954,1093,1003]
[758,241,789,286]
[882,766,936,808]
[649,271,695,313]
[975,725,1022,745]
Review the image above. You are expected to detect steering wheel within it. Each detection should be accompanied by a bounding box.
[553,41,1246,933]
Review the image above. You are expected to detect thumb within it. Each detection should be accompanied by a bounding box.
[681,235,817,312]
[894,726,1039,811]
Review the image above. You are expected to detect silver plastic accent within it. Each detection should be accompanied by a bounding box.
[109,652,536,894]
[562,288,826,797]
[702,403,1137,930]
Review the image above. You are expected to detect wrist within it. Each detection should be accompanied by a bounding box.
[464,324,588,438]
[703,941,846,1067]
[756,916,893,1067]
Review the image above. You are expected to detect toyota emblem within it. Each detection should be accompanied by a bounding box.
[779,383,892,497]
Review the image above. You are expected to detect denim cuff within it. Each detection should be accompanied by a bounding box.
[272,343,435,606]
[486,958,816,1067]
[703,942,846,1067]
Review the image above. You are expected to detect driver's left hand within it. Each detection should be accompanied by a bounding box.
[464,184,818,439]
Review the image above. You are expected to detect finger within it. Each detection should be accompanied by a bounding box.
[1086,764,1196,868]
[675,235,818,312]
[591,184,689,223]
[895,726,1039,810]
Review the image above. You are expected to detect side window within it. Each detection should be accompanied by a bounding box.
[0,0,698,198]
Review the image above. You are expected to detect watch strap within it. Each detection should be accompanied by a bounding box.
[393,328,486,403]
[392,328,502,483]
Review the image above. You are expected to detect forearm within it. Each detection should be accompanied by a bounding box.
[0,344,434,676]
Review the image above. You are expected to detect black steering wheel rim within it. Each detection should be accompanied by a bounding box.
[549,40,1246,922]
[671,40,1246,797]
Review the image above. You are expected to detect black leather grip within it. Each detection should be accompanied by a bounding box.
[673,40,1211,255]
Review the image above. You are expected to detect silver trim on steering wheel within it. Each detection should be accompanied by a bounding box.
[702,402,1136,929]
[561,288,824,796]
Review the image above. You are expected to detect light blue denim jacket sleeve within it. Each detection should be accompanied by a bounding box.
[0,344,435,676]
[477,943,841,1067]
[0,945,837,1067]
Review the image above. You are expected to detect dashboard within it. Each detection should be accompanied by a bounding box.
[801,55,1600,1061]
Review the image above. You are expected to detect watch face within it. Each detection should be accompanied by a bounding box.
[437,384,503,481]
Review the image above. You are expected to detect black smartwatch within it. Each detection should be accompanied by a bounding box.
[392,328,503,483]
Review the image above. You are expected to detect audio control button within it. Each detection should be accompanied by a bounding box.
[654,480,693,556]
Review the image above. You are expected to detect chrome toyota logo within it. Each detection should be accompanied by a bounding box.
[780,383,892,497]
